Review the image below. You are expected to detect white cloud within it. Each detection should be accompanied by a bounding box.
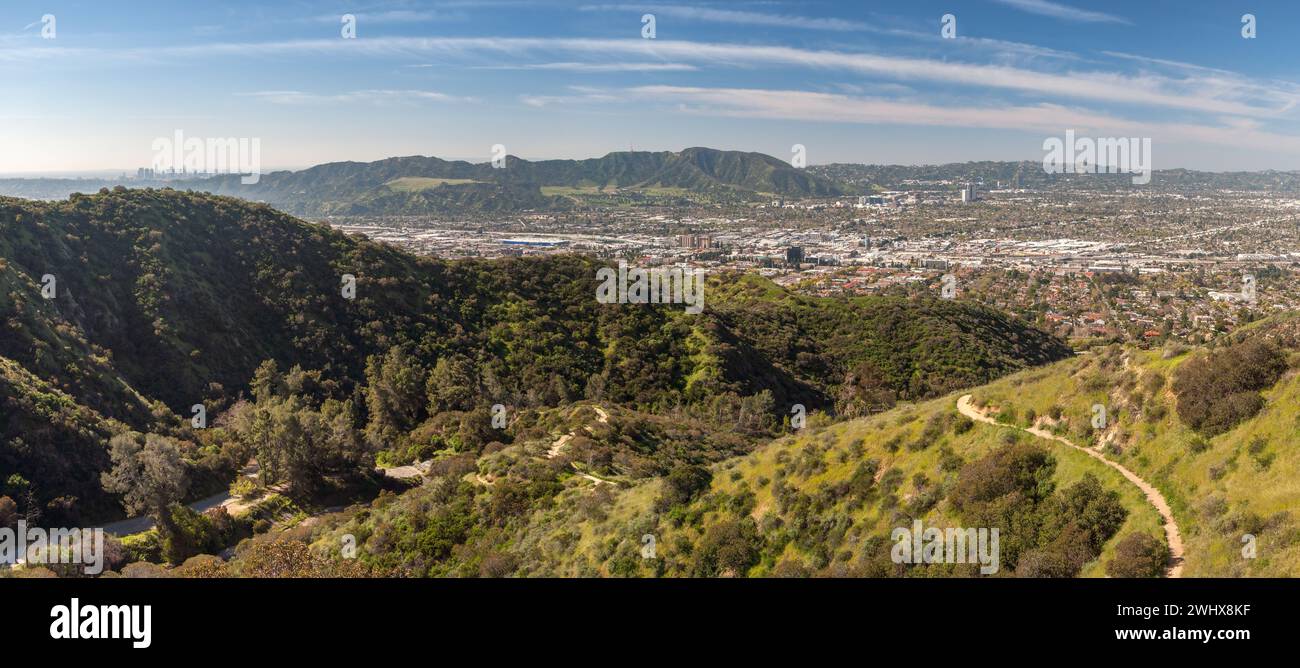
[626,85,1117,132]
[238,89,473,105]
[311,10,461,24]
[585,4,1085,62]
[990,0,1131,25]
[624,84,1300,155]
[579,4,869,31]
[499,61,697,72]
[520,86,622,107]
[7,36,1298,120]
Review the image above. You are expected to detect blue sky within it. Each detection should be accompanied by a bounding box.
[3,0,1300,173]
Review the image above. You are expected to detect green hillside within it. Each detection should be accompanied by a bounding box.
[292,390,1162,577]
[276,328,1300,577]
[965,325,1300,576]
[0,188,1064,529]
[262,320,1297,579]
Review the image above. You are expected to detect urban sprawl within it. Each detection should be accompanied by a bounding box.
[327,183,1300,347]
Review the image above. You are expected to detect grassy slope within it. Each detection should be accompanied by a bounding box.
[316,336,1295,577]
[720,396,1162,577]
[581,392,1160,577]
[306,386,1161,577]
[528,320,1299,577]
[384,177,483,191]
[970,344,1300,576]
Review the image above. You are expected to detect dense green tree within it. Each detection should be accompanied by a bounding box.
[950,442,1056,511]
[656,464,713,511]
[426,354,480,413]
[691,519,762,577]
[1173,339,1288,435]
[1106,533,1170,578]
[364,346,427,446]
[100,432,188,550]
[227,367,370,498]
[1045,473,1128,554]
[835,361,897,417]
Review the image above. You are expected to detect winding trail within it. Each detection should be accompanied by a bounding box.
[957,395,1184,578]
[473,405,616,488]
[546,406,610,460]
[545,405,614,485]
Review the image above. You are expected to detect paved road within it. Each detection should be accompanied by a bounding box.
[99,491,233,537]
[957,394,1184,578]
[381,460,431,480]
[99,458,425,538]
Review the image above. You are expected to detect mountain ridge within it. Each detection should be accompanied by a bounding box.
[201,146,844,214]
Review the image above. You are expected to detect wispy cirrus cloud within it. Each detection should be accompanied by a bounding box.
[952,34,1084,61]
[625,84,1122,132]
[579,4,869,31]
[188,39,1300,117]
[520,86,623,107]
[990,0,1131,25]
[623,84,1300,154]
[494,61,697,72]
[7,36,1296,120]
[239,89,474,105]
[1101,50,1235,76]
[583,4,1084,62]
[309,9,464,24]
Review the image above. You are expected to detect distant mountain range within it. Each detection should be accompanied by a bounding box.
[0,148,841,216]
[5,151,1300,218]
[200,147,844,214]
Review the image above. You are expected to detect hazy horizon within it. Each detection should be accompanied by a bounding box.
[6,147,1300,180]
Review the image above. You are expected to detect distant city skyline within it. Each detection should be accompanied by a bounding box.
[3,0,1300,174]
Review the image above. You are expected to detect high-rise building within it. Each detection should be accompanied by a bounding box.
[678,234,713,250]
[786,246,804,266]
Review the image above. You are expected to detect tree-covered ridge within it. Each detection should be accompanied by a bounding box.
[0,188,1067,529]
[199,147,844,214]
[706,273,1073,411]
